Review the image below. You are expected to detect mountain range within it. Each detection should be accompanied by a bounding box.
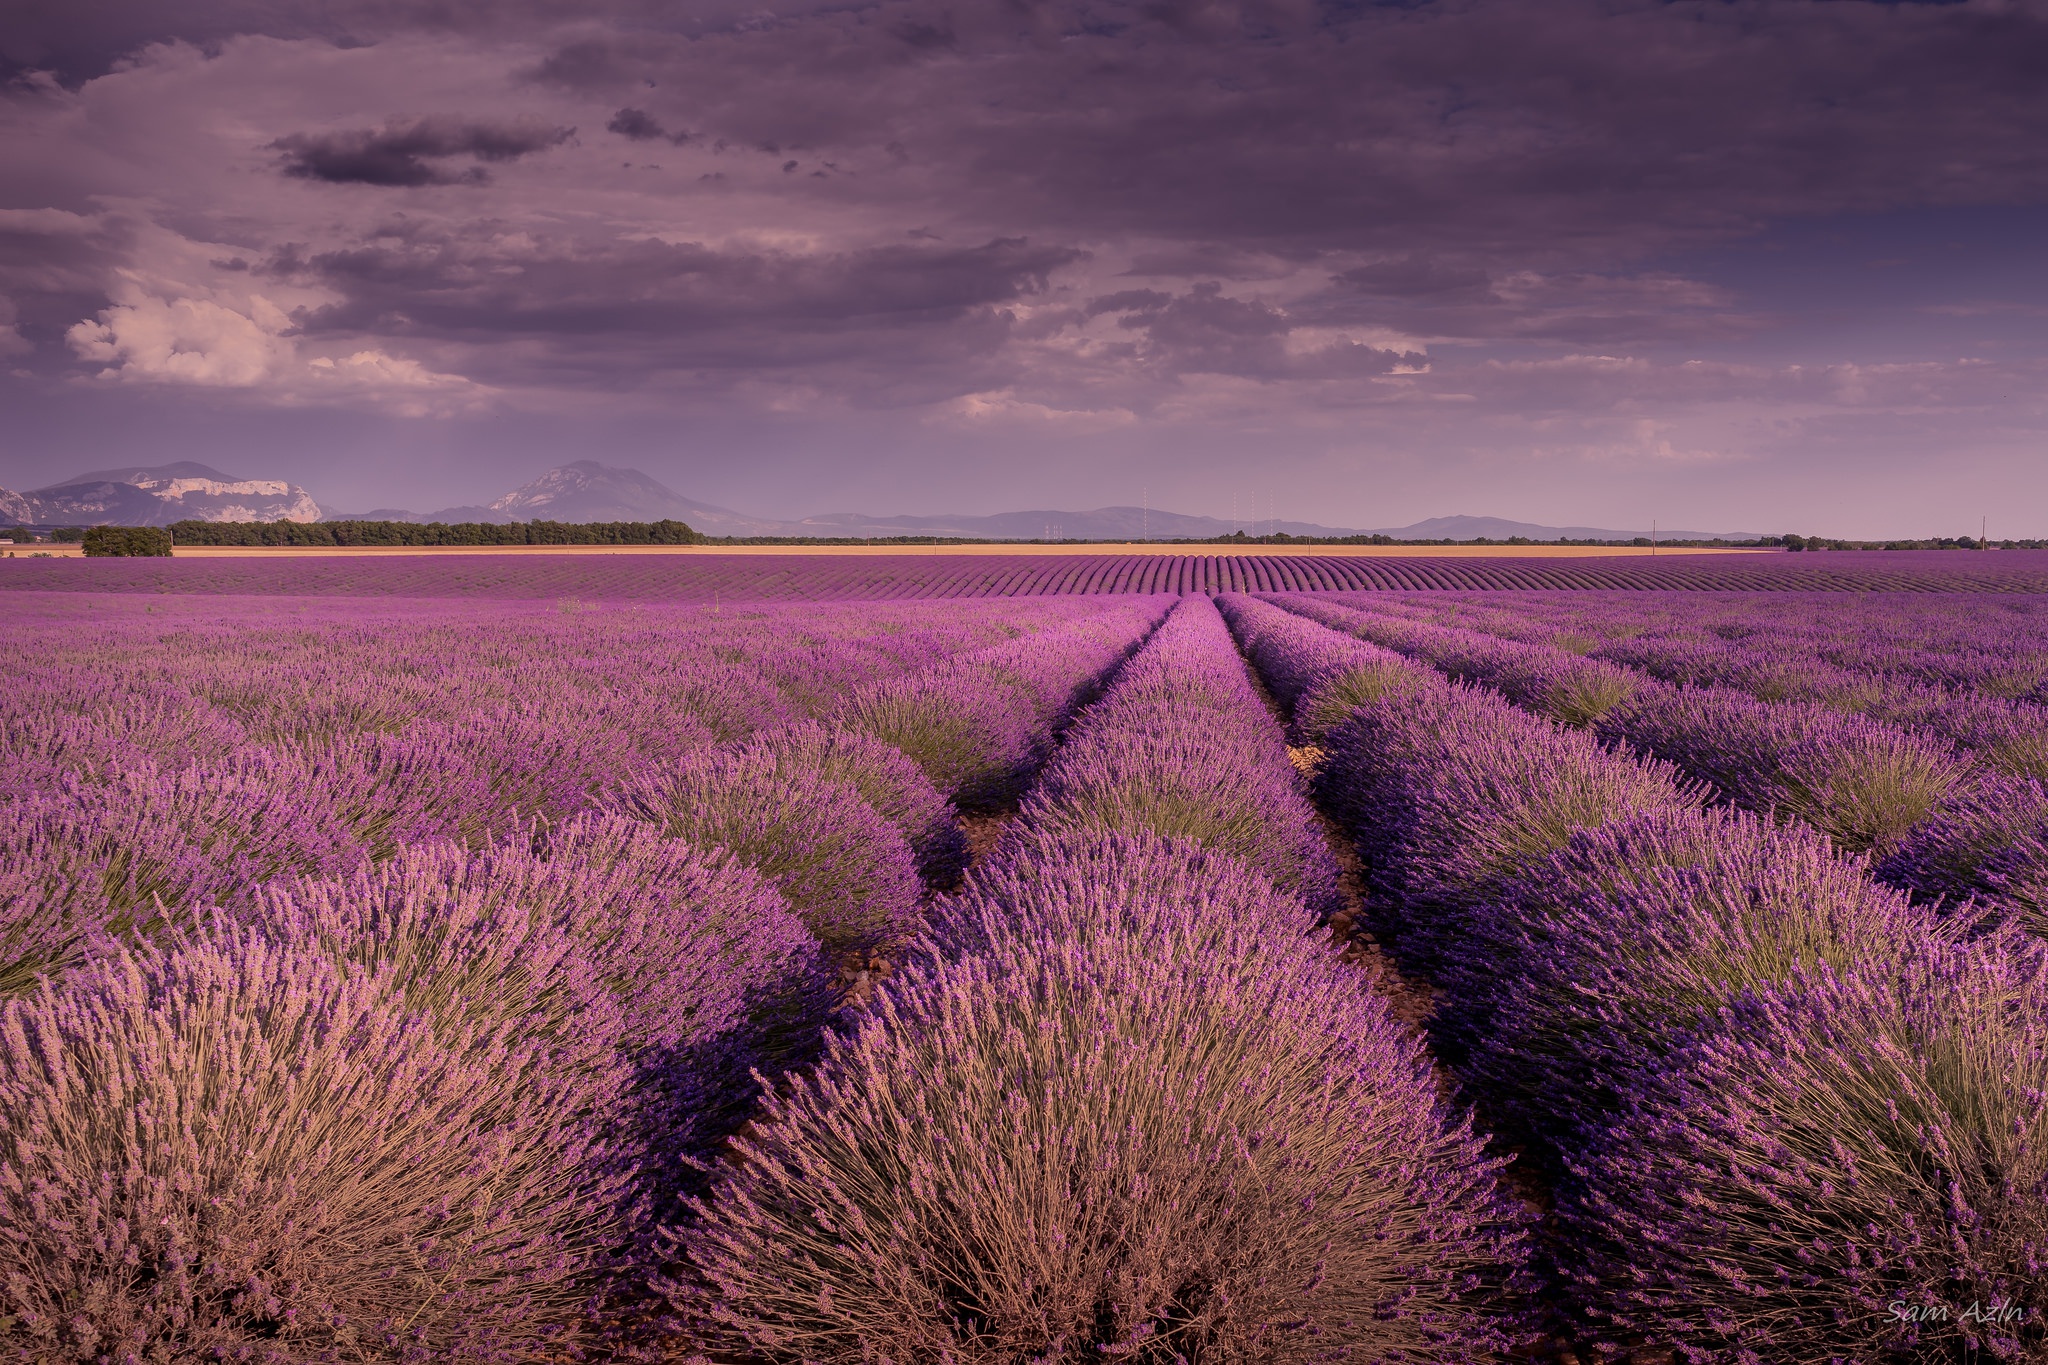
[0,462,324,527]
[0,459,1769,542]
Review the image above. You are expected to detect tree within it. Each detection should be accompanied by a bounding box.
[82,526,174,557]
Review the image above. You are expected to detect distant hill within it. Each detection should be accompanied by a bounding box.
[340,465,1769,542]
[1,456,1770,542]
[0,462,324,526]
[1386,514,1766,542]
[330,460,786,536]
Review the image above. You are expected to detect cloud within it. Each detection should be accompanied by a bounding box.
[605,106,691,143]
[271,117,574,186]
[68,291,292,384]
[1081,282,1423,382]
[0,296,30,356]
[265,225,1086,404]
[928,388,1137,432]
[64,275,485,411]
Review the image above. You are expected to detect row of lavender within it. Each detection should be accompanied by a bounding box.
[1272,593,2048,937]
[1221,592,2048,1362]
[0,600,1168,1358]
[1367,589,2048,700]
[1344,589,2048,779]
[16,546,2048,602]
[673,595,1525,1360]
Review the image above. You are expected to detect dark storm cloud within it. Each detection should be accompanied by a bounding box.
[605,107,691,144]
[505,0,2048,259]
[1338,257,1494,303]
[271,118,574,186]
[0,208,139,356]
[1085,283,1420,380]
[258,227,1085,397]
[1307,265,1753,344]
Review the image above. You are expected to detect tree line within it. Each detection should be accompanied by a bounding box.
[163,518,705,547]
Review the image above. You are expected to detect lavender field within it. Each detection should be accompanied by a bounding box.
[12,547,2048,600]
[4,563,2046,1364]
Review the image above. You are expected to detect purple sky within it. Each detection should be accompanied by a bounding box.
[3,1,2045,536]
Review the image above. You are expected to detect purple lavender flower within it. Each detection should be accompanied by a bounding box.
[1438,806,1949,1153]
[603,746,924,955]
[1562,944,2048,1363]
[1878,773,2048,936]
[736,720,970,888]
[672,893,1529,1363]
[0,916,638,1361]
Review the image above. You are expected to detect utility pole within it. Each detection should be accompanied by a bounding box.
[1652,518,1658,556]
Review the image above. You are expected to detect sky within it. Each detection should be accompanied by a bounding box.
[2,0,2045,537]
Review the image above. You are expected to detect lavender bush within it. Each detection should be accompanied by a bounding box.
[252,823,835,1202]
[0,756,362,993]
[1600,684,1974,854]
[832,664,1042,807]
[0,919,637,1362]
[673,896,1528,1363]
[1293,658,1430,743]
[935,823,1319,957]
[528,813,839,1198]
[738,720,970,887]
[1878,773,2048,936]
[528,813,837,1057]
[604,747,922,955]
[1438,806,1948,1151]
[1313,680,1698,962]
[1563,945,2048,1363]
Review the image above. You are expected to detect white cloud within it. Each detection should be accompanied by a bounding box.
[929,388,1136,432]
[66,272,485,411]
[68,291,291,386]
